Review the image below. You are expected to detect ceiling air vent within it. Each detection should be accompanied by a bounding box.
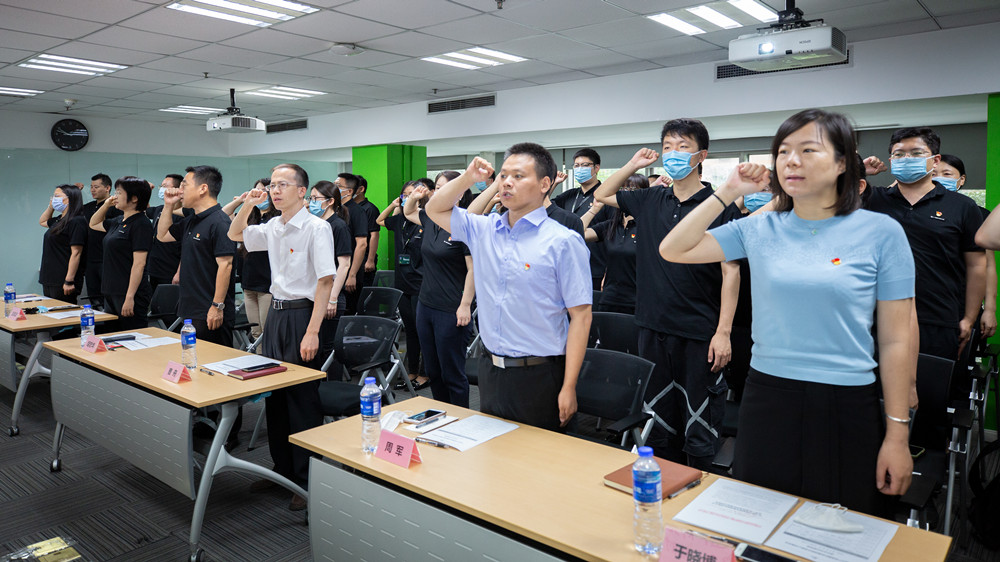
[428,94,496,114]
[715,49,850,80]
[266,119,308,134]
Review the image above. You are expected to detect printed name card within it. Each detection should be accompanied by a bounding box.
[82,335,108,353]
[660,527,735,562]
[375,429,422,468]
[6,308,26,321]
[161,360,192,383]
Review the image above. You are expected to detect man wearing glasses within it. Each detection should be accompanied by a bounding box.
[335,173,370,314]
[553,148,610,289]
[229,163,335,511]
[866,127,985,360]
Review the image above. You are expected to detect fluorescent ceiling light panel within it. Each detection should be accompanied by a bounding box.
[421,57,478,70]
[18,53,127,76]
[728,0,778,22]
[687,5,741,29]
[467,47,527,63]
[423,47,527,70]
[245,86,326,100]
[159,105,225,114]
[648,13,705,35]
[167,0,318,27]
[0,87,44,96]
[245,91,298,99]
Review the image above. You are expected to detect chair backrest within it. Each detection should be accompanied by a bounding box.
[911,352,956,447]
[592,290,604,313]
[576,348,654,422]
[356,286,403,319]
[373,270,395,288]
[148,284,180,321]
[588,312,639,355]
[333,315,402,370]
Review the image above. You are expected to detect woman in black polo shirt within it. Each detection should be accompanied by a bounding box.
[378,180,428,389]
[38,185,87,300]
[582,174,646,314]
[224,179,277,342]
[88,176,153,329]
[311,180,355,370]
[403,183,475,407]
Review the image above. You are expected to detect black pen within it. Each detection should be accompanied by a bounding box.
[415,438,452,449]
[668,479,702,499]
[198,368,216,376]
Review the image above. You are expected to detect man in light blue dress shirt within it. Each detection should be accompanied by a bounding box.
[424,143,592,431]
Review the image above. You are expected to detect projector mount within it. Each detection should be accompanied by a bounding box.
[762,0,825,32]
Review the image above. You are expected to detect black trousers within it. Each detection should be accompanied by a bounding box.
[187,317,233,348]
[149,275,172,294]
[318,299,345,380]
[345,271,364,315]
[600,302,634,315]
[397,292,423,374]
[733,369,886,517]
[638,327,727,468]
[262,306,324,487]
[479,355,567,432]
[104,290,151,331]
[416,302,470,408]
[918,323,959,361]
[84,266,104,308]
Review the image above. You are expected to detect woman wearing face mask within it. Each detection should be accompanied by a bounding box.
[223,179,278,341]
[581,174,647,314]
[38,185,87,300]
[661,109,916,516]
[378,180,429,390]
[88,177,154,329]
[310,180,354,372]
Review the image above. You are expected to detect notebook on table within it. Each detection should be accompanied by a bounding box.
[603,456,703,500]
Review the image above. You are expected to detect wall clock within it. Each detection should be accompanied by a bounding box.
[51,119,89,151]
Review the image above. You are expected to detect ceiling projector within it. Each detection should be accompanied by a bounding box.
[729,1,847,72]
[207,89,265,133]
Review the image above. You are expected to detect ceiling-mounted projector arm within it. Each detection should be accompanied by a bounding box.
[225,88,241,116]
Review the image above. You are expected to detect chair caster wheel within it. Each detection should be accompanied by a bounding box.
[190,549,204,562]
[50,459,61,472]
[8,426,18,437]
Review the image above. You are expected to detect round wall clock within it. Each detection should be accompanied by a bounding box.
[51,119,89,151]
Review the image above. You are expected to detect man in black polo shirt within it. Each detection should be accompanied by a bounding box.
[595,119,741,470]
[353,175,381,287]
[156,165,236,346]
[337,173,369,314]
[866,127,985,360]
[146,173,185,291]
[81,173,121,308]
[553,148,610,288]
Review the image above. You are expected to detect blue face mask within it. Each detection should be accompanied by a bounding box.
[473,181,487,191]
[661,150,699,180]
[743,192,773,213]
[934,176,959,192]
[52,196,67,212]
[158,187,166,200]
[890,157,931,184]
[399,196,408,207]
[574,166,593,184]
[308,200,324,216]
[255,199,270,210]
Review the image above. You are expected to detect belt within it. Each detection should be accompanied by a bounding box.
[271,298,312,310]
[488,352,561,369]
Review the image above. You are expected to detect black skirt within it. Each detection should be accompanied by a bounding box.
[733,369,887,516]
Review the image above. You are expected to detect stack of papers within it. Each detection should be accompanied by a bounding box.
[15,295,44,303]
[418,415,517,451]
[117,336,179,350]
[202,355,280,374]
[764,502,897,562]
[44,310,84,319]
[402,416,458,434]
[673,479,798,544]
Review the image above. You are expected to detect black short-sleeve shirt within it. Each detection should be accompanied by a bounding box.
[384,213,424,295]
[417,210,470,312]
[146,205,183,281]
[865,182,984,328]
[593,217,638,308]
[167,204,236,322]
[546,204,585,237]
[101,212,153,295]
[618,184,741,339]
[359,199,380,260]
[82,200,121,266]
[241,250,271,293]
[326,214,354,259]
[39,215,88,286]
[343,200,369,255]
[554,182,608,279]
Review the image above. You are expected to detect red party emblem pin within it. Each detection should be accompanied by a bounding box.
[831,258,842,265]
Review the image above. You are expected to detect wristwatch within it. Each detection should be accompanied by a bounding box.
[211,302,225,311]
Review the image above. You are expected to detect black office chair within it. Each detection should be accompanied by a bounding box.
[572,349,654,450]
[324,315,411,403]
[232,303,258,350]
[587,312,639,355]
[592,290,605,313]
[356,286,403,319]
[372,270,395,288]
[148,284,181,331]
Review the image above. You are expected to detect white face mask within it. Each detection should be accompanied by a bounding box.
[794,503,863,533]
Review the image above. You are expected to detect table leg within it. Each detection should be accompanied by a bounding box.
[10,335,52,436]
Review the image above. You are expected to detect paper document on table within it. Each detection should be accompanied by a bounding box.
[119,336,179,350]
[44,310,83,319]
[763,502,897,562]
[419,415,517,451]
[202,355,279,373]
[15,295,43,303]
[673,479,798,544]
[401,416,458,434]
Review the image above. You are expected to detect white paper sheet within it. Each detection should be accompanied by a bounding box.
[202,355,279,373]
[401,416,458,434]
[43,310,84,319]
[102,332,152,341]
[673,479,799,544]
[764,502,897,562]
[117,336,179,350]
[418,415,517,451]
[15,296,43,303]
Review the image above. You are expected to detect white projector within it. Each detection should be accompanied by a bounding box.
[206,114,265,133]
[729,24,847,71]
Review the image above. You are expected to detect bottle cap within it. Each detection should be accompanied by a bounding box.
[83,304,91,309]
[364,377,376,384]
[184,319,192,324]
[637,446,653,457]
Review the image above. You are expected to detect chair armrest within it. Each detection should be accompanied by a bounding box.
[605,411,653,436]
[899,473,937,509]
[949,406,974,430]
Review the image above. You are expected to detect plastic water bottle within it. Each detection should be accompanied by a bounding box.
[3,283,14,316]
[360,377,382,454]
[80,305,95,347]
[633,446,663,555]
[181,319,197,368]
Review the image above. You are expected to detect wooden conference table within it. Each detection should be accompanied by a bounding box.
[291,397,952,562]
[44,327,325,562]
[0,296,115,436]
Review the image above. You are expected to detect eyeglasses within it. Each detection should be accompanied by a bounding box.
[573,162,596,168]
[307,196,329,202]
[890,150,932,159]
[266,181,299,192]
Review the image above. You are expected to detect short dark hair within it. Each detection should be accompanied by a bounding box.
[623,174,649,190]
[505,142,557,187]
[416,177,435,190]
[434,171,460,185]
[355,174,367,193]
[115,176,151,211]
[660,118,710,151]
[940,153,966,177]
[572,148,600,166]
[185,165,223,198]
[647,174,660,181]
[888,127,940,155]
[164,174,183,188]
[312,180,348,223]
[91,173,111,187]
[337,173,358,190]
[273,163,309,189]
[769,109,860,216]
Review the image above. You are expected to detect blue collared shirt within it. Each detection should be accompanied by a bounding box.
[449,205,591,357]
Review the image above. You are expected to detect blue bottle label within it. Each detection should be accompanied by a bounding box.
[3,292,13,302]
[182,333,196,346]
[81,316,94,328]
[360,394,380,416]
[633,470,662,503]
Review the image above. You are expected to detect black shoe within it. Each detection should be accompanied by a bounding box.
[289,494,307,511]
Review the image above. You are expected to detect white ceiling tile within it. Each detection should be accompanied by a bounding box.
[110,67,202,85]
[139,57,248,78]
[647,48,727,68]
[118,8,257,42]
[80,26,207,56]
[180,45,289,67]
[475,78,538,91]
[220,69,314,85]
[332,68,427,87]
[362,31,473,57]
[529,70,597,85]
[546,50,642,71]
[221,30,333,57]
[809,0,929,29]
[418,13,543,45]
[0,0,154,24]
[921,0,1000,15]
[372,59,466,79]
[96,98,175,110]
[257,58,352,78]
[302,48,407,67]
[602,0,701,15]
[55,83,154,99]
[492,0,633,32]
[118,91,204,104]
[0,47,33,63]
[0,65,95,84]
[0,29,65,51]
[48,42,162,66]
[485,34,594,60]
[587,60,662,76]
[278,77,359,94]
[271,11,402,43]
[844,19,940,43]
[336,0,479,29]
[480,60,572,80]
[80,75,169,92]
[610,35,712,59]
[435,70,509,87]
[445,0,540,11]
[1,97,78,111]
[31,91,114,106]
[0,75,69,91]
[937,7,1000,27]
[559,16,677,47]
[304,0,355,6]
[181,78,273,92]
[143,85,229,101]
[0,6,106,39]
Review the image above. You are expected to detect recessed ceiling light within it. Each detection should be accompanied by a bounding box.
[687,6,741,29]
[728,0,778,23]
[159,105,226,115]
[18,53,128,76]
[166,0,318,27]
[647,13,706,35]
[246,86,326,100]
[0,87,44,97]
[422,47,527,70]
[467,47,527,63]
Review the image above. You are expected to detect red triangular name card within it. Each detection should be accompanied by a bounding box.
[162,360,192,383]
[375,429,422,468]
[82,335,108,353]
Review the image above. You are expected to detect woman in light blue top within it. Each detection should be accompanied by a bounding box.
[659,109,916,516]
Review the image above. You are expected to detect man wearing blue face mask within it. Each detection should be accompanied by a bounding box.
[553,148,610,289]
[866,128,985,360]
[594,118,741,470]
[146,173,185,291]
